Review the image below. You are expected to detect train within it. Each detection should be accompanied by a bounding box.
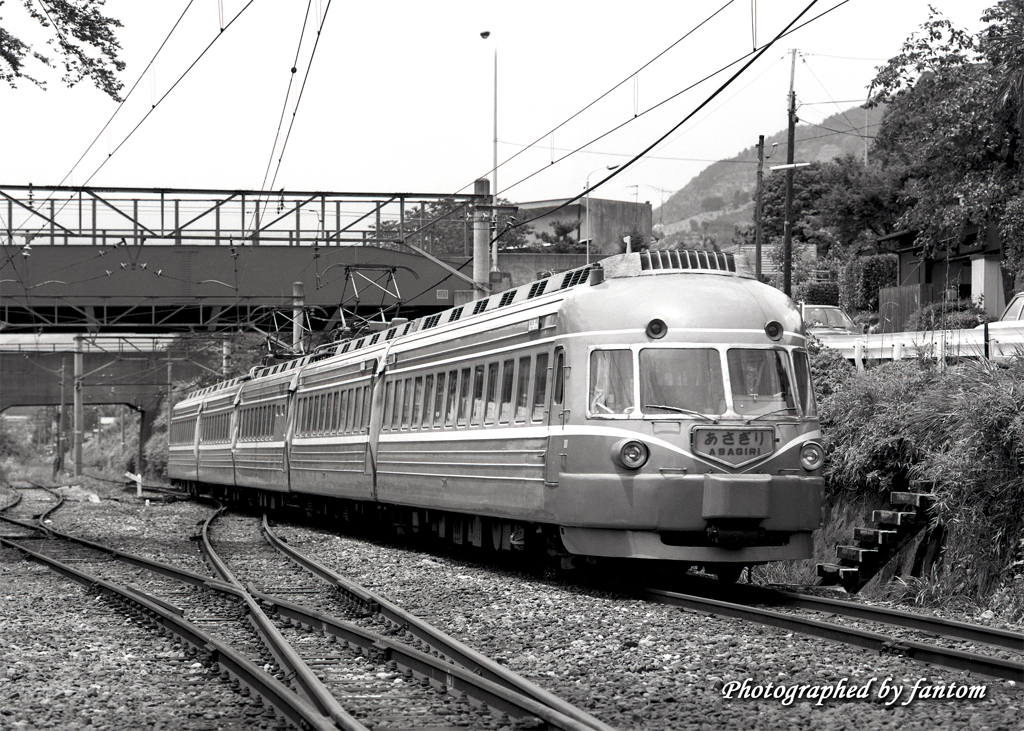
[168,249,824,580]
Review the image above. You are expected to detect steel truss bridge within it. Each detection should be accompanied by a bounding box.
[1,184,489,335]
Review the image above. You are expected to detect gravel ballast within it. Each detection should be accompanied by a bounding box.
[1,483,1020,731]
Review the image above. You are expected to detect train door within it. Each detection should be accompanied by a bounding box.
[545,346,566,486]
[364,355,386,500]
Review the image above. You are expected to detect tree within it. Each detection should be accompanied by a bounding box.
[372,197,531,257]
[534,218,583,254]
[868,7,1024,270]
[1,0,125,100]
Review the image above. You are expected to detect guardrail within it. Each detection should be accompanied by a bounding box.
[815,324,1024,369]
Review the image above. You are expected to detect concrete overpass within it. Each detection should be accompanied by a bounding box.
[1,334,218,475]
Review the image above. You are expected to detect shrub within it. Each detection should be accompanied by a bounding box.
[807,334,855,398]
[904,298,988,331]
[858,255,897,310]
[796,281,839,306]
[840,254,897,311]
[818,357,1024,603]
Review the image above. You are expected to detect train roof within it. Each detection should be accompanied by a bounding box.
[179,249,753,402]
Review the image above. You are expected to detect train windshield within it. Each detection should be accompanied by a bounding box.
[639,349,726,416]
[591,347,813,419]
[727,348,798,417]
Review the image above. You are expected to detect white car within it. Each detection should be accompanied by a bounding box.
[980,292,1024,331]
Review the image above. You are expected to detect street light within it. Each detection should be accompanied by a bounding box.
[481,31,498,271]
[585,164,619,264]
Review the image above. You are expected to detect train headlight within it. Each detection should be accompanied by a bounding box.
[611,439,649,470]
[764,320,784,341]
[799,441,825,471]
[646,318,667,339]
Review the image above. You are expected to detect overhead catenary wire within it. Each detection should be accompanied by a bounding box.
[495,0,833,237]
[452,0,742,198]
[250,0,335,235]
[4,0,255,249]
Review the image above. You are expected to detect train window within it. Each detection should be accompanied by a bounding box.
[348,388,358,433]
[361,386,372,431]
[499,359,514,424]
[401,378,413,429]
[457,367,472,427]
[726,349,797,417]
[332,390,341,433]
[514,356,531,423]
[553,350,565,405]
[484,362,498,425]
[391,380,404,431]
[470,364,486,426]
[355,387,364,432]
[421,375,432,428]
[792,350,817,417]
[383,382,395,432]
[411,376,424,428]
[532,352,549,421]
[445,369,459,427]
[639,349,725,416]
[589,350,634,415]
[432,372,446,427]
[338,390,349,433]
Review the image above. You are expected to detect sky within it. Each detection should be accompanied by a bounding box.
[0,0,997,210]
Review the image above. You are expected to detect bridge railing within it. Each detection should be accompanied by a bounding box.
[1,185,481,253]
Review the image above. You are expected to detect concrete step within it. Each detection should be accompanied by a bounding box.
[890,491,934,508]
[837,545,880,563]
[872,509,919,526]
[854,527,899,546]
[817,562,860,584]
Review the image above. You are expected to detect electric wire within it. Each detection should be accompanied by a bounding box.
[2,0,253,254]
[254,0,316,216]
[800,54,870,140]
[452,0,741,197]
[8,0,847,338]
[496,0,833,235]
[257,0,335,229]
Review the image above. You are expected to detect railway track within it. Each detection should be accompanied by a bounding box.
[0,490,617,730]
[633,578,1023,684]
[205,509,617,731]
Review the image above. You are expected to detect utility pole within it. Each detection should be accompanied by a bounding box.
[782,48,798,297]
[54,359,66,477]
[755,135,765,281]
[73,337,83,477]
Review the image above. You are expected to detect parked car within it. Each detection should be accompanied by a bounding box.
[979,292,1024,331]
[802,305,862,336]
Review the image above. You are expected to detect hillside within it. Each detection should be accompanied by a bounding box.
[655,104,886,248]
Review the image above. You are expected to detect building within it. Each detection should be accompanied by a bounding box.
[513,197,653,259]
[879,226,1008,331]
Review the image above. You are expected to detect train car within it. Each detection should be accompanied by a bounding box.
[169,250,824,578]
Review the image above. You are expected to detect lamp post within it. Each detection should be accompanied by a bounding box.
[481,31,498,271]
[585,164,619,264]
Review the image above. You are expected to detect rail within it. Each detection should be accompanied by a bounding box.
[642,587,1023,683]
[260,514,618,731]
